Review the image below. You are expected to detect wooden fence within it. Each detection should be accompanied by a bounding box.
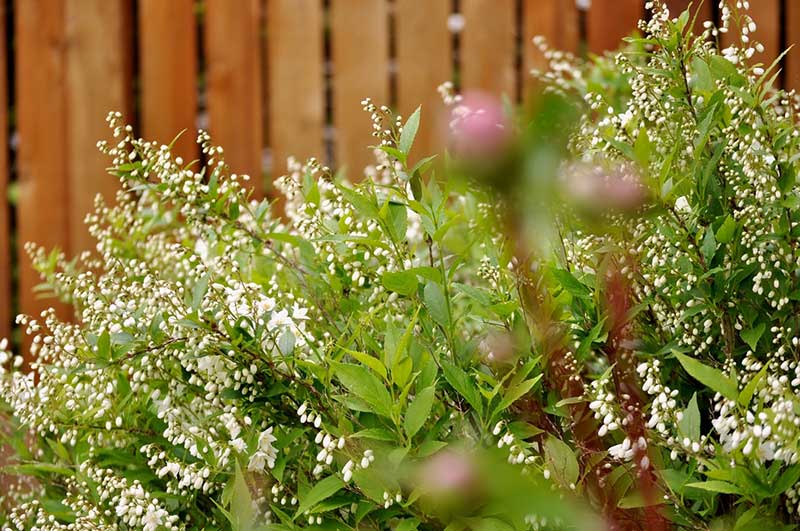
[0,0,799,344]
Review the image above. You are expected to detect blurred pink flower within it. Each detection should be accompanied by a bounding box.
[418,449,476,495]
[563,162,647,212]
[449,91,511,158]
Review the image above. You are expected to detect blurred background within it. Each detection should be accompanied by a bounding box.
[0,0,797,343]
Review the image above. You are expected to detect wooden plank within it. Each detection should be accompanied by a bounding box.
[461,0,516,97]
[205,0,264,194]
[727,0,781,72]
[15,0,72,326]
[266,0,325,178]
[395,0,451,161]
[587,0,644,54]
[330,0,390,176]
[139,0,198,165]
[65,0,133,254]
[0,1,9,341]
[522,0,580,95]
[787,0,800,90]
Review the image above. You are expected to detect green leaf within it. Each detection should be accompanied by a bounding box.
[493,375,542,419]
[396,518,421,531]
[332,363,394,418]
[339,186,380,220]
[716,215,737,244]
[685,480,742,495]
[544,435,579,487]
[405,385,436,438]
[738,362,768,407]
[343,348,387,380]
[740,323,765,351]
[231,461,255,531]
[295,475,345,517]
[551,268,590,299]
[384,201,408,242]
[772,464,800,495]
[424,281,450,328]
[677,393,700,441]
[399,106,421,155]
[674,352,738,401]
[351,428,397,442]
[700,226,717,261]
[440,360,484,417]
[192,275,209,311]
[382,270,418,296]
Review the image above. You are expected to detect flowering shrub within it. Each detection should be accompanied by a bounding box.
[3,1,800,529]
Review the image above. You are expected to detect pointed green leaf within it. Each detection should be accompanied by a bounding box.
[295,475,345,517]
[674,352,738,401]
[404,385,436,438]
[399,106,421,155]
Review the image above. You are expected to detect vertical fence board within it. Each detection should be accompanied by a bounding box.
[205,0,264,193]
[748,0,780,70]
[522,0,579,96]
[461,0,516,97]
[787,0,800,90]
[331,0,390,175]
[395,0,451,161]
[140,0,198,165]
[720,1,780,70]
[266,0,325,178]
[66,0,132,254]
[15,0,72,327]
[0,2,8,341]
[587,0,644,54]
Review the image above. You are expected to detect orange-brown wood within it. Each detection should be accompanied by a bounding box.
[522,0,580,96]
[139,0,199,165]
[330,0,390,176]
[461,0,516,98]
[0,2,9,341]
[395,0,452,161]
[205,0,264,194]
[15,0,72,328]
[65,0,133,254]
[744,0,781,71]
[266,0,325,179]
[587,0,644,54]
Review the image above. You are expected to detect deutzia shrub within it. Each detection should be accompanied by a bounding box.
[4,1,800,529]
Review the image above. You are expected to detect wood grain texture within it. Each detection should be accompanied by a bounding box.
[330,0,390,176]
[587,0,644,54]
[205,0,264,193]
[266,0,325,178]
[522,0,579,96]
[15,0,72,326]
[139,0,198,165]
[395,0,451,161]
[461,0,516,97]
[0,2,9,340]
[65,0,132,254]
